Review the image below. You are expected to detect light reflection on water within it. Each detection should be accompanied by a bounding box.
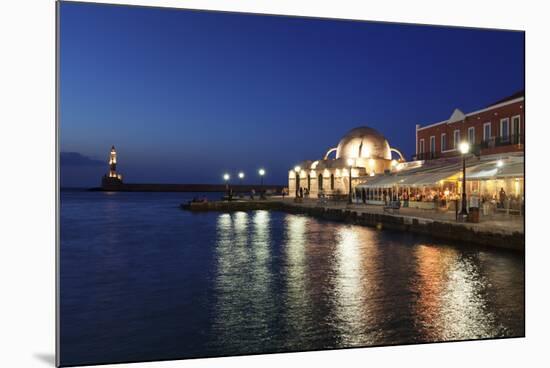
[60,192,524,365]
[210,212,523,355]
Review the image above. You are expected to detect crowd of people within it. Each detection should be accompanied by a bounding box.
[480,188,524,212]
[307,184,524,216]
[270,185,523,216]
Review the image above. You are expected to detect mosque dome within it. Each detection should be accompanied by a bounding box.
[335,126,392,161]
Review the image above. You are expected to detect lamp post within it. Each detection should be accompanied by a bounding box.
[459,142,470,217]
[347,158,354,204]
[258,168,265,186]
[238,172,244,197]
[294,166,301,198]
[258,168,266,199]
[223,173,230,199]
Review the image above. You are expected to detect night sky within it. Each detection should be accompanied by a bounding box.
[59,2,524,187]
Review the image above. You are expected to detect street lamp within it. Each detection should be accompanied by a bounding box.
[459,142,470,217]
[223,173,230,198]
[347,158,354,204]
[294,166,301,198]
[238,172,244,197]
[258,168,265,186]
[258,168,266,199]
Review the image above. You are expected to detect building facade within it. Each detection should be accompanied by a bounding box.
[415,91,524,160]
[288,127,405,198]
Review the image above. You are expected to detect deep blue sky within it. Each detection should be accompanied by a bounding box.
[59,2,524,187]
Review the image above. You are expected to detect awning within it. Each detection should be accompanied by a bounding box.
[356,175,400,189]
[466,161,523,180]
[355,156,523,189]
[467,168,499,179]
[357,170,457,188]
[401,171,458,186]
[496,162,524,178]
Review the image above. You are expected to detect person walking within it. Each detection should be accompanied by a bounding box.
[499,187,507,208]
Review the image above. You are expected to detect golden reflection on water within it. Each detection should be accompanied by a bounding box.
[284,216,308,303]
[413,245,495,341]
[212,211,522,353]
[282,215,312,349]
[249,210,275,342]
[212,211,275,353]
[333,226,369,345]
[331,225,393,346]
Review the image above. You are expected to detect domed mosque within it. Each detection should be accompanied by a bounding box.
[289,126,405,197]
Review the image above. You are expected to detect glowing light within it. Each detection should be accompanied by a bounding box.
[370,172,375,177]
[363,147,371,158]
[391,159,398,167]
[294,166,301,172]
[496,160,503,168]
[459,142,470,155]
[238,171,245,179]
[259,168,265,176]
[223,173,230,181]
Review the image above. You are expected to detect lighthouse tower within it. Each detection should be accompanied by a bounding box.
[102,145,123,187]
[109,145,117,178]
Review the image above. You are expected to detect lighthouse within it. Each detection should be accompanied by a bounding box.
[102,145,123,187]
[109,145,117,178]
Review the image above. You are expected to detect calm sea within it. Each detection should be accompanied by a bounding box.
[59,190,524,366]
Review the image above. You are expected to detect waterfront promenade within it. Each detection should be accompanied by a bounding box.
[280,197,524,235]
[182,196,524,250]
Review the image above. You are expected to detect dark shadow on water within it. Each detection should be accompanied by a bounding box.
[33,353,55,366]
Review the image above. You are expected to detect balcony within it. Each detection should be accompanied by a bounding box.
[481,134,524,149]
[412,144,483,161]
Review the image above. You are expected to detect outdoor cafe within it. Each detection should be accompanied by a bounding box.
[353,155,524,215]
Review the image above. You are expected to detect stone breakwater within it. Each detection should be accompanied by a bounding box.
[180,200,524,252]
[92,183,285,193]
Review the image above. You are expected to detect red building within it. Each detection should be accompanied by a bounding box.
[415,91,524,160]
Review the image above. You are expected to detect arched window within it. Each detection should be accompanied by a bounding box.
[330,174,335,190]
[318,174,323,190]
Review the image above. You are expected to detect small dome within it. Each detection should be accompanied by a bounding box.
[335,126,391,161]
